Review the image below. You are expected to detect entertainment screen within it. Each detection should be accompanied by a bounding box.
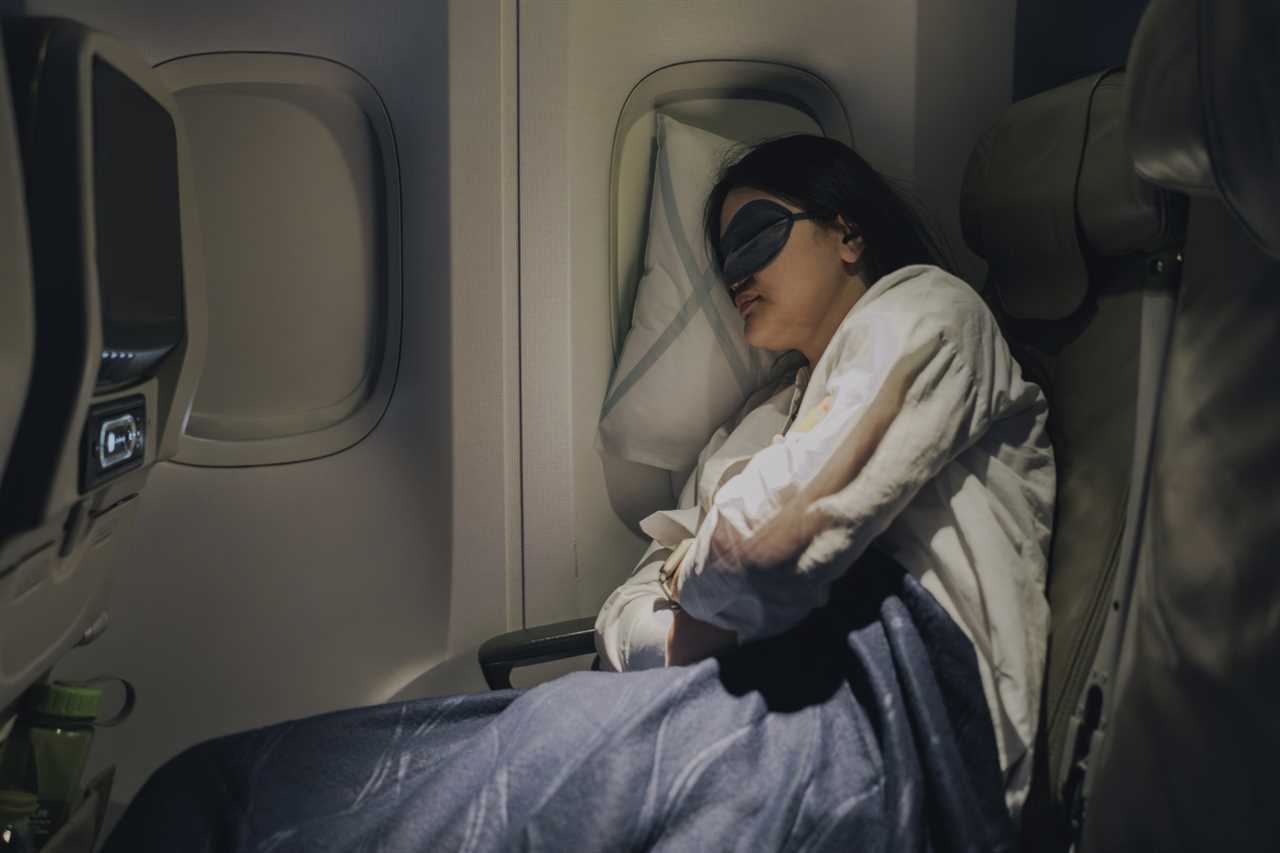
[92,58,185,387]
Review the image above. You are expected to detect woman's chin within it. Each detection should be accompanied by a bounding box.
[743,317,776,351]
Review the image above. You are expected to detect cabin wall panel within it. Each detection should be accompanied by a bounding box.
[915,0,1018,284]
[14,0,520,815]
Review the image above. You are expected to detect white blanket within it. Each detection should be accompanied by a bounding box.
[594,264,1055,817]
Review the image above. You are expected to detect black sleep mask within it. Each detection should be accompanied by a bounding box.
[717,199,817,291]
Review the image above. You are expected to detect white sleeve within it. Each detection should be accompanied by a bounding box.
[594,447,713,672]
[593,539,678,671]
[675,290,1026,642]
[593,391,762,671]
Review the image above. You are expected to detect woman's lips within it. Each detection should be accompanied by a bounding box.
[736,293,761,317]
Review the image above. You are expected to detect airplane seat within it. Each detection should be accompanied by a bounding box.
[1079,1,1280,849]
[958,65,1187,848]
[480,52,1196,845]
[0,14,206,761]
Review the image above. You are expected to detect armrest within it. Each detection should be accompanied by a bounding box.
[477,616,598,690]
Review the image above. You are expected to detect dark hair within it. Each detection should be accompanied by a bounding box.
[703,134,951,284]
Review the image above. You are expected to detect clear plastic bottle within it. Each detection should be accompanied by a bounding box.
[0,790,38,852]
[0,683,102,849]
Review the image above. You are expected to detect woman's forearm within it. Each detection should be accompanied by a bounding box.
[722,335,937,571]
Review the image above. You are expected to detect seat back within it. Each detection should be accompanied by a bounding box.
[960,67,1186,844]
[0,27,34,491]
[0,17,206,715]
[1082,1,1280,849]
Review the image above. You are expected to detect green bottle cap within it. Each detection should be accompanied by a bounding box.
[27,682,102,721]
[0,789,38,818]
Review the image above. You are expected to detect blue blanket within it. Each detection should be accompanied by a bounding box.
[103,564,1014,852]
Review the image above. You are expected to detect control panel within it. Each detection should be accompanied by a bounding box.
[80,396,146,491]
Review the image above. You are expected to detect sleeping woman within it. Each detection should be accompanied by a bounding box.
[105,135,1053,853]
[595,133,1054,817]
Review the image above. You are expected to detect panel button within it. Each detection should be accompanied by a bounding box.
[81,396,147,491]
[98,414,140,468]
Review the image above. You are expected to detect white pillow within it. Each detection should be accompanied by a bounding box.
[596,113,783,471]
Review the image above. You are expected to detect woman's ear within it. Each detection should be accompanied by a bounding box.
[836,215,865,265]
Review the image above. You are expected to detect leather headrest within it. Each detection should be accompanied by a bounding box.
[1125,0,1280,260]
[962,70,1183,321]
[1078,74,1187,260]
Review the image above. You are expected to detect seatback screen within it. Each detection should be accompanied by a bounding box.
[92,58,184,380]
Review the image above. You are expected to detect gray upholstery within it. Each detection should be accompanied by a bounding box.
[1125,0,1280,259]
[1083,1,1280,849]
[962,70,1185,323]
[1076,79,1187,259]
[960,67,1185,844]
[960,74,1095,321]
[1085,203,1280,852]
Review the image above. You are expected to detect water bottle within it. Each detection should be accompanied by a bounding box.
[0,790,38,852]
[0,682,104,848]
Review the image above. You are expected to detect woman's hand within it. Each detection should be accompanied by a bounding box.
[665,609,737,666]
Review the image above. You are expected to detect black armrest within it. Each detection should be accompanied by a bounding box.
[477,616,598,690]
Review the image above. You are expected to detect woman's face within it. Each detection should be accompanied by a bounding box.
[718,187,867,363]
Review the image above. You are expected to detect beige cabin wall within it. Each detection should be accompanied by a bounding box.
[17,0,522,814]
